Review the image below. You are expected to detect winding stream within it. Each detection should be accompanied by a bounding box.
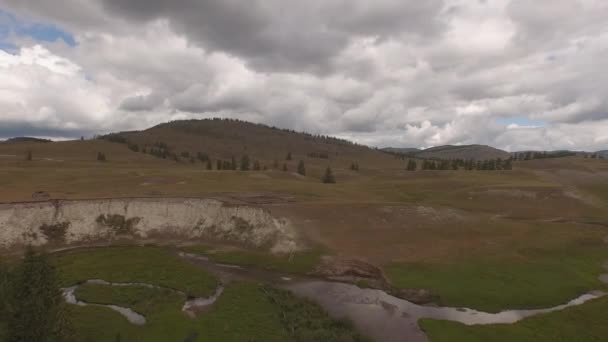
[62,252,606,342]
[62,279,225,325]
[179,252,606,342]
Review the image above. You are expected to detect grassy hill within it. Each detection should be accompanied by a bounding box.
[1,119,608,342]
[103,118,403,172]
[416,144,511,160]
[384,144,511,160]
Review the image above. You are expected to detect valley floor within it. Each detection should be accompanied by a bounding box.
[1,141,608,341]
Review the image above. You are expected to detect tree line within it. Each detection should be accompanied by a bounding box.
[406,158,513,171]
[511,151,576,160]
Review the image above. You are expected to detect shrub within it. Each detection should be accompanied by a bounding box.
[39,222,70,243]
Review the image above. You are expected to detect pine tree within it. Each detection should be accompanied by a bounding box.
[253,160,261,171]
[286,152,292,161]
[322,167,336,184]
[282,163,288,172]
[97,152,106,162]
[217,160,223,170]
[231,156,237,170]
[407,159,417,171]
[26,150,32,161]
[451,160,459,170]
[241,155,250,171]
[297,160,306,176]
[207,160,213,170]
[8,248,73,341]
[273,159,279,169]
[223,160,231,170]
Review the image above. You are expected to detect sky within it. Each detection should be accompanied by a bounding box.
[0,1,607,151]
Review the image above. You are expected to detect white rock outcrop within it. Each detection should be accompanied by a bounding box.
[0,198,298,253]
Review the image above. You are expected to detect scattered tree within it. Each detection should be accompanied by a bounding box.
[350,162,359,171]
[97,152,106,162]
[231,156,237,170]
[322,167,336,184]
[406,159,417,171]
[297,160,306,176]
[25,150,32,161]
[241,155,251,171]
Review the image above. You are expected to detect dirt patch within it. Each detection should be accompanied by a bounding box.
[312,256,390,289]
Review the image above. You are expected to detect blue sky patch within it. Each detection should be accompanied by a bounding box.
[496,116,545,127]
[0,10,76,50]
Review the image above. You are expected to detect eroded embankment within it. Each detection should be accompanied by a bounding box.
[0,198,299,252]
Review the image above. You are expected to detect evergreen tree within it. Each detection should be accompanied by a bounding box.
[216,160,223,170]
[488,159,496,170]
[206,160,213,170]
[297,160,306,176]
[482,160,489,170]
[253,160,261,171]
[451,160,459,170]
[322,167,336,184]
[97,152,106,162]
[26,150,32,161]
[240,155,250,171]
[503,158,513,170]
[231,156,237,170]
[223,160,231,170]
[286,152,292,161]
[273,159,279,169]
[407,159,417,171]
[282,163,288,172]
[429,161,437,170]
[8,248,73,341]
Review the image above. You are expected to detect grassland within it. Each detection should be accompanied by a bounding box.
[386,238,608,312]
[50,246,365,342]
[181,245,324,274]
[2,134,608,341]
[420,296,608,342]
[52,247,217,296]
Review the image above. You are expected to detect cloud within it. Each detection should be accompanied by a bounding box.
[0,0,607,151]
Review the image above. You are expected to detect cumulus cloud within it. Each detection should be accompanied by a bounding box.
[0,0,607,150]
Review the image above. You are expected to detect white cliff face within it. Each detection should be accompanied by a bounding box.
[0,198,298,253]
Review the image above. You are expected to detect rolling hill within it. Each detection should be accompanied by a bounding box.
[383,144,510,160]
[102,118,402,170]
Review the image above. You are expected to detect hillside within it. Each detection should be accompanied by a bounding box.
[415,144,510,160]
[596,150,608,158]
[104,118,402,170]
[2,137,52,144]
